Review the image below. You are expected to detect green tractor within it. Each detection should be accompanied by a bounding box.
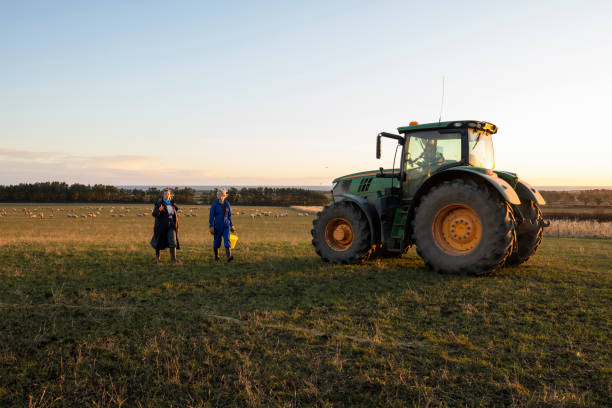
[311,120,547,275]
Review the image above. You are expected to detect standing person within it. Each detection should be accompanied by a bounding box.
[209,188,236,262]
[151,188,180,263]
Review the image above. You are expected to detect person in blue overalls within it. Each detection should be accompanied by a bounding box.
[209,188,236,262]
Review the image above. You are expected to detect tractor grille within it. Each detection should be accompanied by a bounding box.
[357,178,373,192]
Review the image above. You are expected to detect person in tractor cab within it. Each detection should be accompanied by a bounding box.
[209,188,236,262]
[423,139,444,167]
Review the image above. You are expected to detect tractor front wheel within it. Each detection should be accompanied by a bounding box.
[311,201,373,264]
[413,179,515,275]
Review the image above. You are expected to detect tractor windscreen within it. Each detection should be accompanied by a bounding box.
[468,129,495,170]
[405,131,462,172]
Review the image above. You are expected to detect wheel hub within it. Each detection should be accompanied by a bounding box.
[433,204,482,255]
[325,218,354,251]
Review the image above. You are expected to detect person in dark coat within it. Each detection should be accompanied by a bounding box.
[209,188,236,262]
[151,188,180,263]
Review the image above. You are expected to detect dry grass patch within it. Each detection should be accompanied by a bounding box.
[545,219,612,238]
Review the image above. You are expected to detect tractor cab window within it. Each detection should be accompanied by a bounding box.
[468,129,495,170]
[405,131,462,172]
[403,131,462,199]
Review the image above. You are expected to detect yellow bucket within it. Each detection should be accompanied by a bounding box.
[229,233,238,249]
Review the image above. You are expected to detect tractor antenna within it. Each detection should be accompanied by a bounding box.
[438,75,445,123]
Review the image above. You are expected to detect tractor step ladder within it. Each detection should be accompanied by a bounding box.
[389,209,409,249]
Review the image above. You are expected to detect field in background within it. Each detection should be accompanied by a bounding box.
[0,204,611,406]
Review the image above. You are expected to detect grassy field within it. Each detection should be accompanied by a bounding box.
[0,204,611,407]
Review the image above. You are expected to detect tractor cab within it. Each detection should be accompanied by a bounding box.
[388,120,498,200]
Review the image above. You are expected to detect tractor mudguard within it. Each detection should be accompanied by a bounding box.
[415,168,521,205]
[334,194,382,245]
[514,179,546,205]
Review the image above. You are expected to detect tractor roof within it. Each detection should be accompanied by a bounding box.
[397,120,497,134]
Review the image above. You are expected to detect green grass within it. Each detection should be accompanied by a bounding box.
[0,204,611,407]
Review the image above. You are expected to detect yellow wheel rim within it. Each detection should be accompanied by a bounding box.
[325,218,354,251]
[433,204,482,255]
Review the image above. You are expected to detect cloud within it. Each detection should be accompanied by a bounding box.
[0,148,174,183]
[0,148,331,185]
[0,148,60,160]
[62,154,160,171]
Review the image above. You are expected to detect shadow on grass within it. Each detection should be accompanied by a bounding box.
[1,240,611,406]
[0,242,461,313]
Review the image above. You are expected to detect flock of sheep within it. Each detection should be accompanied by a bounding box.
[0,207,58,219]
[241,210,312,219]
[0,206,314,220]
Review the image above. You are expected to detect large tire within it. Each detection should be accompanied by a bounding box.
[505,201,543,267]
[311,201,374,264]
[413,179,515,275]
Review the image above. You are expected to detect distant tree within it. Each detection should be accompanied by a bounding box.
[0,182,331,205]
[173,187,196,204]
[578,192,591,206]
[146,187,161,203]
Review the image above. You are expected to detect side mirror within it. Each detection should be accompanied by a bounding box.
[376,134,381,159]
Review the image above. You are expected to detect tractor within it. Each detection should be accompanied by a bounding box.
[311,120,547,275]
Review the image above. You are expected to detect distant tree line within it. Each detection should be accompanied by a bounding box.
[541,189,612,206]
[200,187,329,206]
[0,182,197,204]
[0,182,329,206]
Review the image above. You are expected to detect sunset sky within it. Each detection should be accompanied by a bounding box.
[1,1,611,187]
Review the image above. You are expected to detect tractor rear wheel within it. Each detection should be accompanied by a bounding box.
[311,201,373,264]
[505,201,543,267]
[413,179,515,275]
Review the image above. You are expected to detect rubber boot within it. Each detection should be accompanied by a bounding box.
[225,247,234,263]
[155,249,160,264]
[170,247,179,263]
[213,248,220,261]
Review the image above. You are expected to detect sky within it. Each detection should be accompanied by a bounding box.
[1,0,611,187]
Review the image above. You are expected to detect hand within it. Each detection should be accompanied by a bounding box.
[209,228,214,235]
[230,226,236,233]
